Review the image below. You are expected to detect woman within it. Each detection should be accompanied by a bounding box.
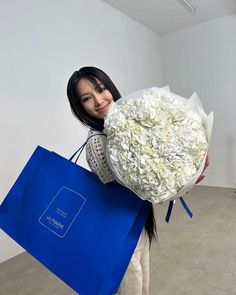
[67,66,157,295]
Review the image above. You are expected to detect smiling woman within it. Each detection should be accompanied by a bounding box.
[67,66,157,295]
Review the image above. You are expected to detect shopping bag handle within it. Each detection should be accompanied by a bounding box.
[165,196,193,223]
[69,132,106,163]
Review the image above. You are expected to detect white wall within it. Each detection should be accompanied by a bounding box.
[0,0,162,262]
[162,13,236,189]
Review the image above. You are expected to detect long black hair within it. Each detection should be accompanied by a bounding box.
[67,66,157,245]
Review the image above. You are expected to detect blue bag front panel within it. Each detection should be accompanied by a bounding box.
[0,146,149,295]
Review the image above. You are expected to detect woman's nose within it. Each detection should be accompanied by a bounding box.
[94,93,104,105]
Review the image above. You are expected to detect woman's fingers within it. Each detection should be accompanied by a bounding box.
[196,174,205,184]
[203,154,209,171]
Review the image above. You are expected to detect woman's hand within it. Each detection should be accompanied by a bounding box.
[195,154,209,184]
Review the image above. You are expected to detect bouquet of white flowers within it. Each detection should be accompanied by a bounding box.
[104,87,213,204]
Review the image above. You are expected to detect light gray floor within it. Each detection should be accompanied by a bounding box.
[0,186,235,295]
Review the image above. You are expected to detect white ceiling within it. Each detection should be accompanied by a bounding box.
[103,0,236,35]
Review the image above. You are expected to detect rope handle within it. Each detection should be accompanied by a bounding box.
[69,132,106,163]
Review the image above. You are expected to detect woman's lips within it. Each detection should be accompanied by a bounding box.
[96,103,110,113]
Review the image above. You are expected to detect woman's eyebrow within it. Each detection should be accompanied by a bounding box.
[95,83,105,90]
[79,82,104,98]
[80,92,90,97]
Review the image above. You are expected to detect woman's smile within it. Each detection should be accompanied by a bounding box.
[96,103,110,113]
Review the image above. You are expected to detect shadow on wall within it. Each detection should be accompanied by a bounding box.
[226,135,236,188]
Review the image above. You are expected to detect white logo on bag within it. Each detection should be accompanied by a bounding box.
[56,208,68,218]
[46,215,65,229]
[38,186,87,238]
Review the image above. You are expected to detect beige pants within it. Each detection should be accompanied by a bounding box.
[116,229,150,295]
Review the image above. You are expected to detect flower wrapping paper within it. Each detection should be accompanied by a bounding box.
[104,86,214,204]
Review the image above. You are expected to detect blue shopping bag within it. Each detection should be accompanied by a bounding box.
[0,146,150,295]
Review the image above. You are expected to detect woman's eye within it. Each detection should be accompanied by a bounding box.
[100,86,106,92]
[82,96,91,102]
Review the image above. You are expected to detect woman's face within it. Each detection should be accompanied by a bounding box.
[76,78,113,120]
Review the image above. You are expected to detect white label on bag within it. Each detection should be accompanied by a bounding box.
[39,186,86,238]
